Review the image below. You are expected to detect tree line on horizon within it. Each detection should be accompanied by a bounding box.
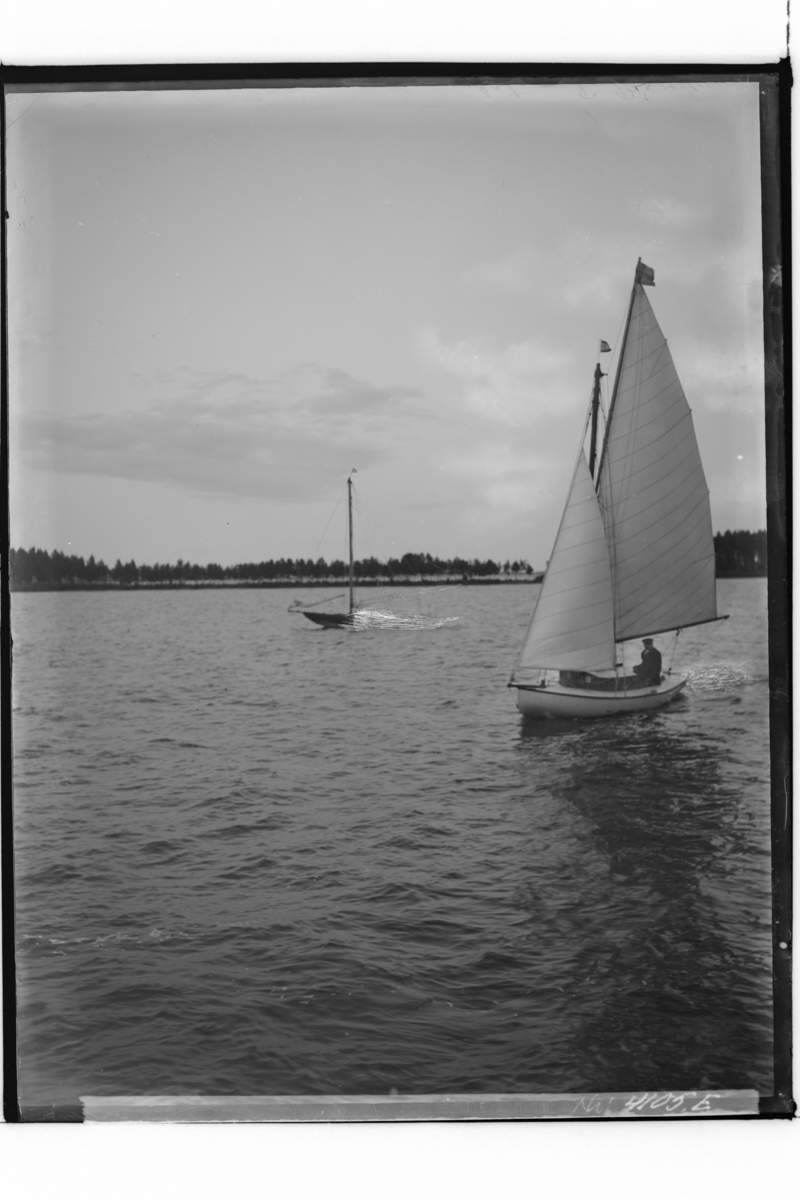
[712,528,768,577]
[9,530,768,588]
[9,547,530,588]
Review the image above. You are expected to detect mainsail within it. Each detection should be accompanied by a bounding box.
[597,277,717,641]
[513,450,615,680]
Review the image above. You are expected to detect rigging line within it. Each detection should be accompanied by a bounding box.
[310,481,348,562]
[289,593,345,611]
[349,485,377,562]
[595,375,610,458]
[665,629,682,675]
[597,279,638,488]
[618,319,648,503]
[367,581,461,604]
[583,373,601,464]
[597,286,632,436]
[597,278,639,647]
[350,485,395,568]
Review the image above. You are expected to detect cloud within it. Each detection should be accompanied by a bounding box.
[436,442,562,514]
[680,343,764,415]
[464,236,635,310]
[418,326,572,423]
[464,244,546,297]
[635,195,701,229]
[413,326,579,534]
[17,365,424,500]
[302,368,422,417]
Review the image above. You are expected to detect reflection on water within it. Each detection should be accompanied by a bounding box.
[515,709,773,1091]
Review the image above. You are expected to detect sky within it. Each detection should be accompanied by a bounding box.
[7,80,767,571]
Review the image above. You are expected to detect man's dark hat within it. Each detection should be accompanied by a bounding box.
[643,638,654,644]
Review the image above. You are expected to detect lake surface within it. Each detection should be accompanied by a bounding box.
[11,578,774,1107]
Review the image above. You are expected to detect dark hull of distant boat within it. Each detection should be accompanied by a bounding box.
[302,611,354,627]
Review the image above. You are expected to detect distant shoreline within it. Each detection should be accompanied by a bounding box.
[9,578,542,593]
[10,532,767,590]
[10,572,765,593]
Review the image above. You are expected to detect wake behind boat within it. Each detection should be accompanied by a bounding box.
[509,259,726,719]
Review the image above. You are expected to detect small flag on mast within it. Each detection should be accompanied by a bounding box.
[635,259,655,286]
[599,340,612,353]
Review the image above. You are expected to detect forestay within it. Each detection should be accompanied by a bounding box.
[597,284,717,641]
[513,451,615,680]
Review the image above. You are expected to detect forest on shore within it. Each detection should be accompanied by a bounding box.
[9,548,532,589]
[9,530,768,589]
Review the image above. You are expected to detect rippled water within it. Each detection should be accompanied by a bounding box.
[11,579,774,1107]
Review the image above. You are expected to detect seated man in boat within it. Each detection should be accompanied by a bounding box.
[632,638,662,686]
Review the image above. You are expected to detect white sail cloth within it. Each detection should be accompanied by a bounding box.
[597,284,717,640]
[513,451,615,679]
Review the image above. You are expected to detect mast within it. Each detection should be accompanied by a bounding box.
[347,473,354,615]
[595,259,641,489]
[588,361,603,478]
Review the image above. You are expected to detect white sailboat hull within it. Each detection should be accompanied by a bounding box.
[513,677,687,719]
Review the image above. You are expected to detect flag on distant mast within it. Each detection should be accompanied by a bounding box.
[599,340,612,353]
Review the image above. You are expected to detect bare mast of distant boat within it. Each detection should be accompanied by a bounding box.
[297,471,358,628]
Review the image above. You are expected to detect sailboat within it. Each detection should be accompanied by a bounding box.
[509,259,725,718]
[297,471,358,627]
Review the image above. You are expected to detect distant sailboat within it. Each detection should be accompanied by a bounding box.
[292,473,461,631]
[298,472,358,627]
[509,259,726,718]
